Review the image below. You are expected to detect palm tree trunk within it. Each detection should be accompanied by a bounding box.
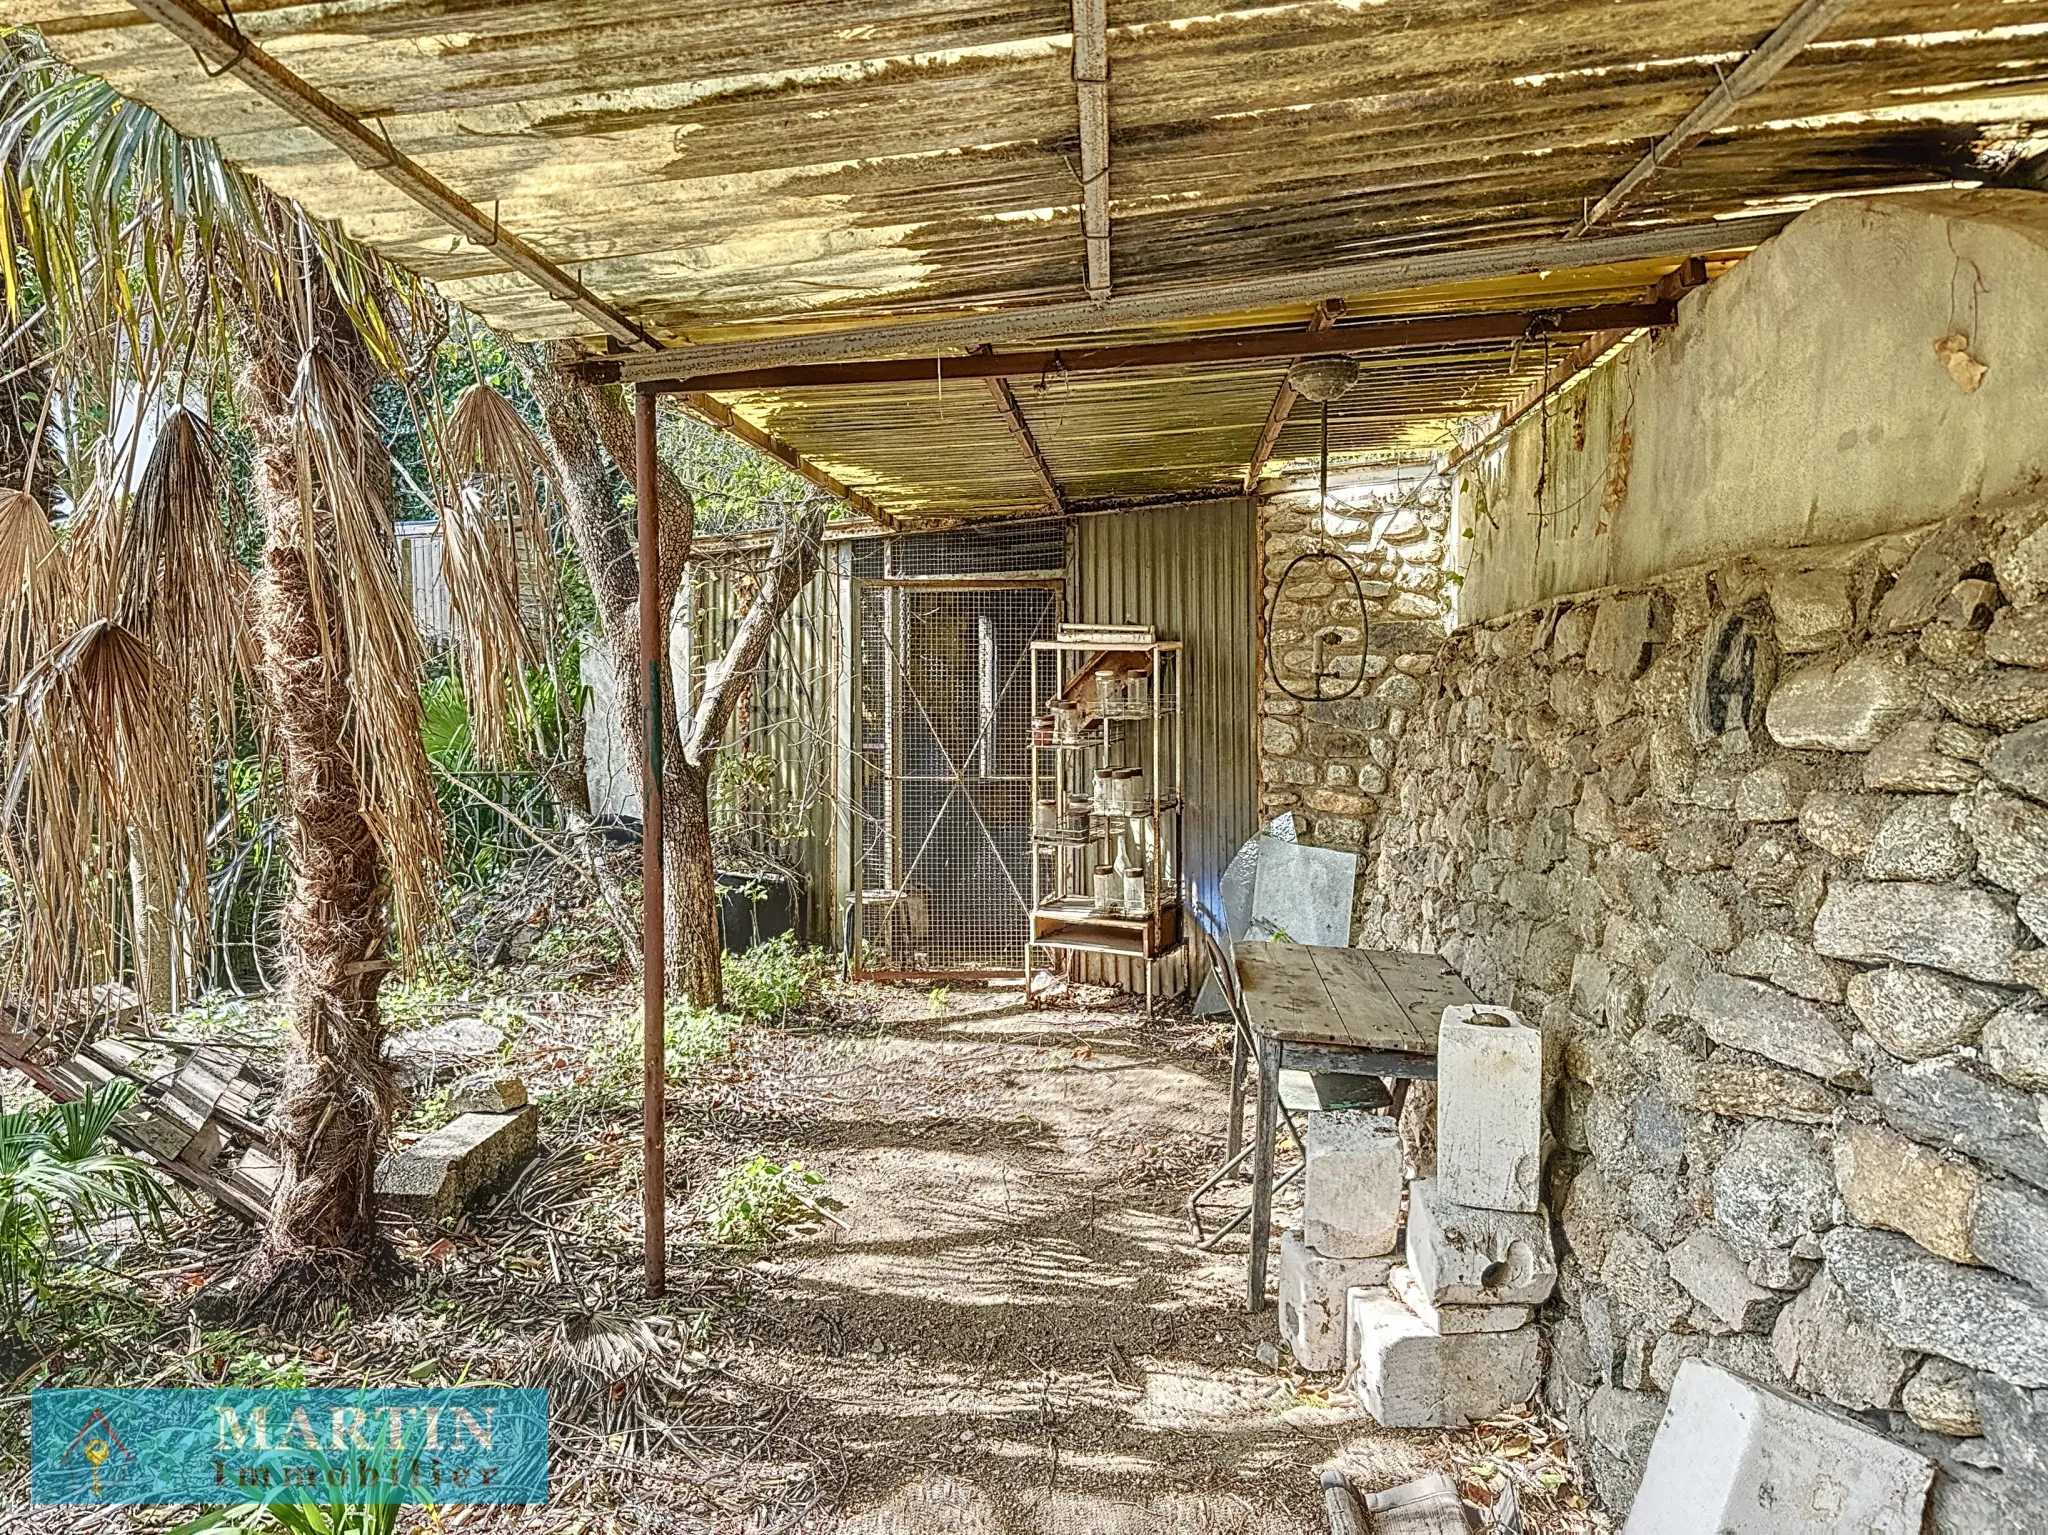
[243,428,395,1306]
[227,268,398,1314]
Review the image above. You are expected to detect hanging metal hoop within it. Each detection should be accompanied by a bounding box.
[1265,549,1368,702]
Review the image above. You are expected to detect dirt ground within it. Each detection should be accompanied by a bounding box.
[3,974,1597,1534]
[658,981,1587,1533]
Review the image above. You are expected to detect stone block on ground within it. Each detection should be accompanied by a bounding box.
[1435,1003,1543,1213]
[1302,1109,1402,1258]
[1405,1177,1557,1307]
[448,1071,528,1114]
[383,1016,507,1088]
[1345,1289,1538,1428]
[1277,1227,1394,1373]
[1388,1263,1532,1335]
[1625,1359,1934,1534]
[376,1106,539,1220]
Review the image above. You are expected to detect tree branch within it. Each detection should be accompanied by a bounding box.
[684,496,828,768]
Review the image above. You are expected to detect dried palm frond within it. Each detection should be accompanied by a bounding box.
[440,381,560,765]
[0,486,65,689]
[113,407,247,734]
[289,343,443,946]
[2,619,207,1024]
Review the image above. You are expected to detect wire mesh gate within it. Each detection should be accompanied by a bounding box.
[852,576,1061,977]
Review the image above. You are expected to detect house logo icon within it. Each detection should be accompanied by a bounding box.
[57,1409,138,1501]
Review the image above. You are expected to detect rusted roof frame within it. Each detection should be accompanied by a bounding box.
[625,302,1674,393]
[1071,0,1112,302]
[126,0,661,351]
[677,393,898,530]
[1242,299,1343,495]
[1569,0,1862,238]
[985,378,1067,513]
[608,216,1787,385]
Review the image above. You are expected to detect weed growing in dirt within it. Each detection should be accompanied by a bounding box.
[702,1155,824,1247]
[590,1000,742,1090]
[722,935,834,1022]
[926,985,950,1015]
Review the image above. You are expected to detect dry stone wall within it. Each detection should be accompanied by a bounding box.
[1258,477,1453,849]
[1364,494,2048,1528]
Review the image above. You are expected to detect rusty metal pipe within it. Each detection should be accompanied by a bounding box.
[635,387,667,1300]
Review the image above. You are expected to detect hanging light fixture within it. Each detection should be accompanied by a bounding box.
[1285,354,1360,516]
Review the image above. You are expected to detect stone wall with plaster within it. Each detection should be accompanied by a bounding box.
[1258,473,1453,851]
[1451,189,2048,623]
[1364,494,2048,1526]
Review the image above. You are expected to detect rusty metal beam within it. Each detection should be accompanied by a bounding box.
[1242,299,1343,495]
[985,377,1066,512]
[1071,0,1112,301]
[678,393,898,529]
[616,302,1675,393]
[1569,0,1860,237]
[125,0,660,350]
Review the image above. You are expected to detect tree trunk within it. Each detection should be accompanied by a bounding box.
[225,255,399,1316]
[667,764,722,1008]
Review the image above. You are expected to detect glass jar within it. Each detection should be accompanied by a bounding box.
[1092,865,1120,913]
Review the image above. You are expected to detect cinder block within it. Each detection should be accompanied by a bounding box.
[376,1107,539,1220]
[1627,1359,1934,1534]
[1437,1003,1544,1212]
[1346,1289,1538,1428]
[1303,1109,1402,1258]
[1279,1228,1396,1372]
[1389,1263,1532,1334]
[1406,1177,1556,1307]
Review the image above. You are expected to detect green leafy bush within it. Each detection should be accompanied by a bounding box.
[721,934,833,1023]
[702,1155,824,1247]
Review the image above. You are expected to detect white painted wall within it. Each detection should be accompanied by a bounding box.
[1452,190,2048,622]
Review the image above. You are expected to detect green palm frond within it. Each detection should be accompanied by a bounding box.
[0,1077,163,1319]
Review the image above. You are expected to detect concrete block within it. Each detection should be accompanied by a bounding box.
[449,1071,528,1114]
[376,1107,539,1220]
[1389,1263,1531,1334]
[1278,1228,1395,1372]
[1626,1359,1934,1534]
[1436,1003,1543,1212]
[1303,1110,1402,1258]
[1346,1289,1538,1428]
[1406,1177,1557,1307]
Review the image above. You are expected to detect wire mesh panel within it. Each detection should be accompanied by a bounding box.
[854,581,1059,974]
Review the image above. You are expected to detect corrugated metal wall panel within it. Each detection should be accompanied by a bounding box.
[1072,499,1257,941]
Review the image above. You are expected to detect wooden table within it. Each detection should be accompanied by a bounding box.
[1234,940,1478,1310]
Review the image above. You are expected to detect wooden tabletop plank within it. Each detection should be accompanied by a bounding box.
[1237,940,1478,1056]
[1236,941,1340,1041]
[1359,949,1481,1037]
[1308,946,1429,1052]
